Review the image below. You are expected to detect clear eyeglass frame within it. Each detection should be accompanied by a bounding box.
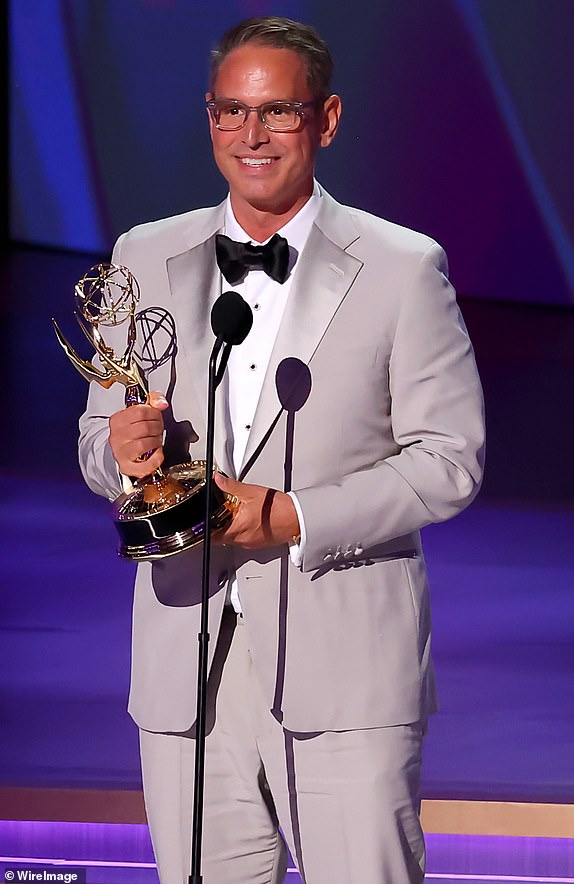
[206,99,318,132]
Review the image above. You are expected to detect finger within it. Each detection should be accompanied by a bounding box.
[215,472,241,495]
[112,434,164,469]
[116,403,157,420]
[212,500,245,544]
[128,436,164,460]
[123,447,165,479]
[110,406,163,435]
[110,410,164,438]
[148,391,169,410]
[127,419,164,442]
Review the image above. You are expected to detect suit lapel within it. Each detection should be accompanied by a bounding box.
[166,202,235,477]
[239,197,363,479]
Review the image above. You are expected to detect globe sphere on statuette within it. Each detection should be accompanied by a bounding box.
[75,263,140,327]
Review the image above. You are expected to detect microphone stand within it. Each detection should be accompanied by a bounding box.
[190,333,224,884]
[214,342,232,388]
[188,289,252,883]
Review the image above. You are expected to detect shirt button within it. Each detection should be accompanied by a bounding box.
[254,303,260,310]
[249,363,257,371]
[245,424,251,430]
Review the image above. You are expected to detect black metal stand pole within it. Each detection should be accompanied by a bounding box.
[189,337,223,884]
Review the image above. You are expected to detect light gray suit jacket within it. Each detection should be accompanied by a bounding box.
[79,187,485,734]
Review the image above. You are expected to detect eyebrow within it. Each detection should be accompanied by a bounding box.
[213,96,306,103]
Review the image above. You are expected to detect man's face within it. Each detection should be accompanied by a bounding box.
[207,44,339,219]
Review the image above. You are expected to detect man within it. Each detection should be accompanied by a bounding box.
[79,17,484,884]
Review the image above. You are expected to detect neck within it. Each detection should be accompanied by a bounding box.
[230,192,312,242]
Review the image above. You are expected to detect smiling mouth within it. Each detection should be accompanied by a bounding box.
[238,157,276,166]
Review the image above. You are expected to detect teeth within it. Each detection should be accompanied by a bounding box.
[240,158,273,166]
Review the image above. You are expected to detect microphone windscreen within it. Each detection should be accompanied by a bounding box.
[211,291,253,345]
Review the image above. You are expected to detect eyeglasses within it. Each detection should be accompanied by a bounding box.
[206,99,318,132]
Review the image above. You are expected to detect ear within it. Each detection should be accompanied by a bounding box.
[319,94,342,148]
[205,91,215,141]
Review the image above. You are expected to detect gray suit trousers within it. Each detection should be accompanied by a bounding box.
[140,609,426,884]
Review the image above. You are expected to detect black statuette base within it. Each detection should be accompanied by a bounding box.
[111,461,233,561]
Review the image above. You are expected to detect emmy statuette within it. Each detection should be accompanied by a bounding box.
[53,263,235,561]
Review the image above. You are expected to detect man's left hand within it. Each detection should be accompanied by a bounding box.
[214,473,300,549]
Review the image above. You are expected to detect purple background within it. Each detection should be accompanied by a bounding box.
[9,0,574,304]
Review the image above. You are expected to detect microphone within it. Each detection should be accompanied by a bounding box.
[211,292,253,386]
[211,290,253,345]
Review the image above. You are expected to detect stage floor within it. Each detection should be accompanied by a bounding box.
[2,824,574,884]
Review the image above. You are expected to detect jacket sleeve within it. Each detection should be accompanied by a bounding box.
[295,243,485,572]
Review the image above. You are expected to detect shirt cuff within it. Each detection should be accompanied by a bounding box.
[121,472,135,495]
[287,491,306,567]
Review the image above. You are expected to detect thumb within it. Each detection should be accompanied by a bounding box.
[214,472,240,495]
[149,391,169,410]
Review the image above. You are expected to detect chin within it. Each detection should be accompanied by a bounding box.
[238,185,285,211]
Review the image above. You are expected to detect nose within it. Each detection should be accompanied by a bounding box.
[241,109,270,149]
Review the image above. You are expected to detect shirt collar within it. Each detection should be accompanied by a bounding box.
[224,180,322,258]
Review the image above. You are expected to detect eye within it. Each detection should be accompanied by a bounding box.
[261,103,300,129]
[267,103,292,118]
[219,103,242,118]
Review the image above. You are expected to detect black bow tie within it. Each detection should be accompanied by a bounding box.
[215,233,290,285]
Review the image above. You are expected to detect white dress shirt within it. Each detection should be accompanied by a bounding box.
[221,184,321,612]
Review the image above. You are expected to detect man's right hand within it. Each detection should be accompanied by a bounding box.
[109,391,169,478]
